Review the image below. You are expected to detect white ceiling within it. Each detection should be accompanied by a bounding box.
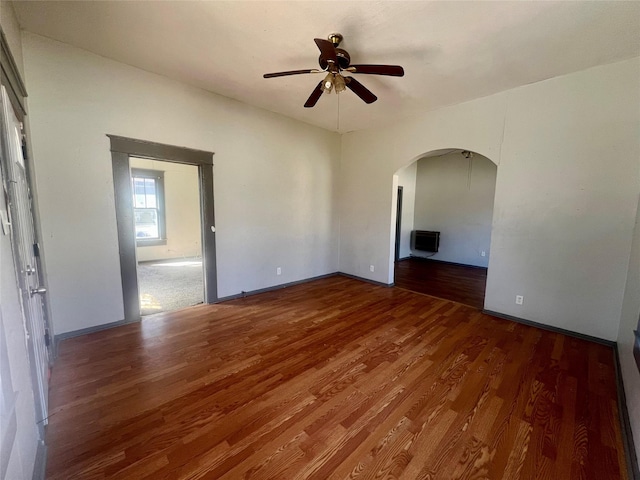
[13,1,640,133]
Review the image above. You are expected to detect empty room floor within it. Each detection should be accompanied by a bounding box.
[46,276,629,479]
[394,257,488,309]
[137,258,204,316]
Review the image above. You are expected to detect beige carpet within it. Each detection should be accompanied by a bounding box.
[137,258,204,316]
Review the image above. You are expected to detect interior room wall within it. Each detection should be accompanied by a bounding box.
[22,32,341,336]
[0,2,39,478]
[130,158,201,263]
[394,162,416,260]
[618,192,640,462]
[340,57,640,341]
[412,152,496,267]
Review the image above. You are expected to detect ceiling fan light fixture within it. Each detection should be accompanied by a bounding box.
[322,73,334,93]
[333,74,346,94]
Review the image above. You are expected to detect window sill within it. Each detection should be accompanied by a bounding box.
[136,239,167,247]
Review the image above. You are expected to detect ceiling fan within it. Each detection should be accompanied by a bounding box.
[263,33,405,108]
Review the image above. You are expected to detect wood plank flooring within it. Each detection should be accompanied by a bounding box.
[394,258,488,309]
[46,276,628,479]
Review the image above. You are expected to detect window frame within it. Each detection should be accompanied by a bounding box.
[131,168,166,247]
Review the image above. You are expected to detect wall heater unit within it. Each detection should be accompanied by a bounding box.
[412,230,440,253]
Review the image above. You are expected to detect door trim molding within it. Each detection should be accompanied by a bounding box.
[394,186,403,262]
[108,135,213,165]
[111,151,141,323]
[31,440,47,480]
[0,28,27,120]
[108,135,216,323]
[613,344,640,479]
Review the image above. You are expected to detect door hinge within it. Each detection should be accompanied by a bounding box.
[33,243,40,257]
[44,331,50,347]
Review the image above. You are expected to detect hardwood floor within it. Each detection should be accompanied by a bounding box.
[46,276,628,479]
[394,258,488,309]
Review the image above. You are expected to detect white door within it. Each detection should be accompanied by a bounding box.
[0,86,50,425]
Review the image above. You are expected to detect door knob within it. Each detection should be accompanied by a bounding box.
[30,287,46,297]
[25,265,35,275]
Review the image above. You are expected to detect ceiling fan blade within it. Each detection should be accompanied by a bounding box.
[345,77,377,104]
[304,82,324,108]
[346,65,405,77]
[314,38,337,64]
[263,69,320,78]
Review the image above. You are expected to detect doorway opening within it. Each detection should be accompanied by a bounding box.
[109,136,216,323]
[391,149,497,309]
[130,159,204,316]
[394,186,403,262]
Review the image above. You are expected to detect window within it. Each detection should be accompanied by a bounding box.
[131,169,166,246]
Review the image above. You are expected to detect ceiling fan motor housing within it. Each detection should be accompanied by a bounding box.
[319,49,351,70]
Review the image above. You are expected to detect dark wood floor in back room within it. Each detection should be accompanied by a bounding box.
[46,276,629,480]
[394,257,488,309]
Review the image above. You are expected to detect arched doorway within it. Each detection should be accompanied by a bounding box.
[390,148,498,308]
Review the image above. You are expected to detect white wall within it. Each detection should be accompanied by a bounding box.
[22,32,341,336]
[394,162,416,260]
[0,2,39,478]
[340,57,640,342]
[130,158,201,263]
[618,192,640,464]
[412,152,496,267]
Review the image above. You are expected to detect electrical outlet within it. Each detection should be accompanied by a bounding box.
[370,265,375,272]
[276,267,281,276]
[515,295,524,305]
[481,251,486,257]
